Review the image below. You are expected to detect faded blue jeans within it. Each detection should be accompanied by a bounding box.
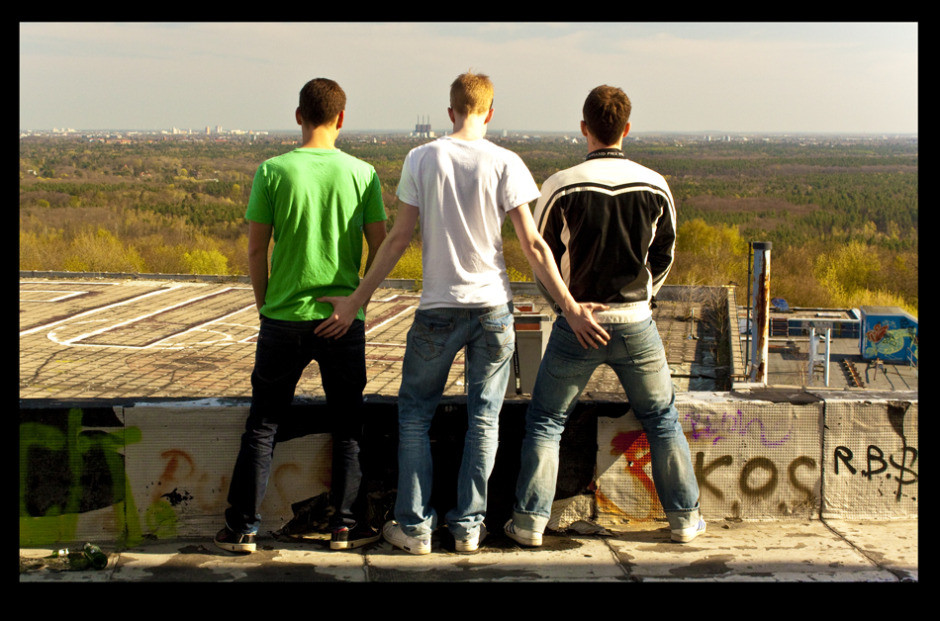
[512,316,700,533]
[394,304,515,541]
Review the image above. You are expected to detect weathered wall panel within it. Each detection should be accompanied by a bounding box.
[595,394,824,526]
[821,399,918,519]
[19,404,333,546]
[123,405,332,540]
[19,406,137,546]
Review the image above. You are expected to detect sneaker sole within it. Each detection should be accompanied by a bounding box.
[330,534,381,550]
[455,528,488,553]
[391,542,431,555]
[391,539,431,555]
[382,522,431,555]
[214,540,256,553]
[504,525,542,547]
[671,521,706,543]
[505,532,542,547]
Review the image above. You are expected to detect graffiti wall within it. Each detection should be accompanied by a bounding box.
[20,395,918,546]
[596,395,823,525]
[822,399,918,519]
[19,404,332,546]
[594,394,917,527]
[20,407,141,546]
[122,405,333,540]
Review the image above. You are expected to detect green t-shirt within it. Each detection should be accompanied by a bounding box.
[245,147,386,321]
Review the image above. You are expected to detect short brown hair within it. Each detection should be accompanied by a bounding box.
[582,85,631,146]
[298,78,346,127]
[449,72,494,116]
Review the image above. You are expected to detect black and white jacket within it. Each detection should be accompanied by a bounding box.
[533,148,677,324]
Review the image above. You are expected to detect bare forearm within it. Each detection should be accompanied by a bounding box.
[508,206,575,312]
[361,220,388,314]
[315,203,418,339]
[248,251,268,311]
[351,228,410,306]
[351,204,416,306]
[509,205,609,348]
[522,236,580,315]
[246,220,273,313]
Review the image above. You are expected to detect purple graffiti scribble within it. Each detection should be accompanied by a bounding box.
[685,409,792,447]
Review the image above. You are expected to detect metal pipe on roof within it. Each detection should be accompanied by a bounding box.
[748,242,772,383]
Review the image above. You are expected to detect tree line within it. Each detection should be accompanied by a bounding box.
[19,134,917,315]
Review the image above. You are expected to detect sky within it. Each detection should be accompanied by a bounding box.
[19,22,919,135]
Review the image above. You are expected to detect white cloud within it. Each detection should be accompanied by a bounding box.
[19,22,918,133]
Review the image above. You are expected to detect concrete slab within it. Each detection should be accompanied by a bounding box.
[111,538,370,583]
[606,520,906,582]
[19,519,917,582]
[363,535,627,582]
[825,519,918,582]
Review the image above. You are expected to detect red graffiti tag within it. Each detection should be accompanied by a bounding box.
[610,431,659,504]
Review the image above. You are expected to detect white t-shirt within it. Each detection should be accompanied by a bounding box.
[397,136,540,309]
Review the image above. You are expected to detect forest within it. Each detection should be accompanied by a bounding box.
[19,132,918,316]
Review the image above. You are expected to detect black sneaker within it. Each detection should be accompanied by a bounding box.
[214,526,257,553]
[330,523,381,550]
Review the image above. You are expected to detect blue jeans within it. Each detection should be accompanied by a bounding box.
[225,317,368,535]
[512,316,700,533]
[394,304,514,541]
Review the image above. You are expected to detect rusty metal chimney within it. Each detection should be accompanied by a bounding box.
[748,242,772,383]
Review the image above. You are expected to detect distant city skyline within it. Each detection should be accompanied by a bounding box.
[20,22,918,135]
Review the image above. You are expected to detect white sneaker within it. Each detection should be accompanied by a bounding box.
[671,518,706,543]
[455,525,488,553]
[504,519,542,547]
[382,520,431,555]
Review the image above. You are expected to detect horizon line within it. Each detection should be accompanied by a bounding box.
[21,128,920,137]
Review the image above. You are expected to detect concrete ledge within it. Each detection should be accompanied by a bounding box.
[19,390,918,546]
[19,270,419,291]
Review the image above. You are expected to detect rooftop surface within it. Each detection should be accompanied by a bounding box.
[757,307,918,392]
[20,273,918,402]
[19,274,724,403]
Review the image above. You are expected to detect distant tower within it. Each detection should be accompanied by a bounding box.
[413,115,433,139]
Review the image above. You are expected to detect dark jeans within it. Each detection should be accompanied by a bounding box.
[225,316,368,535]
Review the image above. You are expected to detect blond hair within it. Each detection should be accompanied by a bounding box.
[449,71,494,116]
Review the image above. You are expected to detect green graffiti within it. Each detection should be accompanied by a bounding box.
[19,408,144,546]
[145,499,179,540]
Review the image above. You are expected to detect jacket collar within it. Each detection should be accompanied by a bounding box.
[585,147,625,161]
